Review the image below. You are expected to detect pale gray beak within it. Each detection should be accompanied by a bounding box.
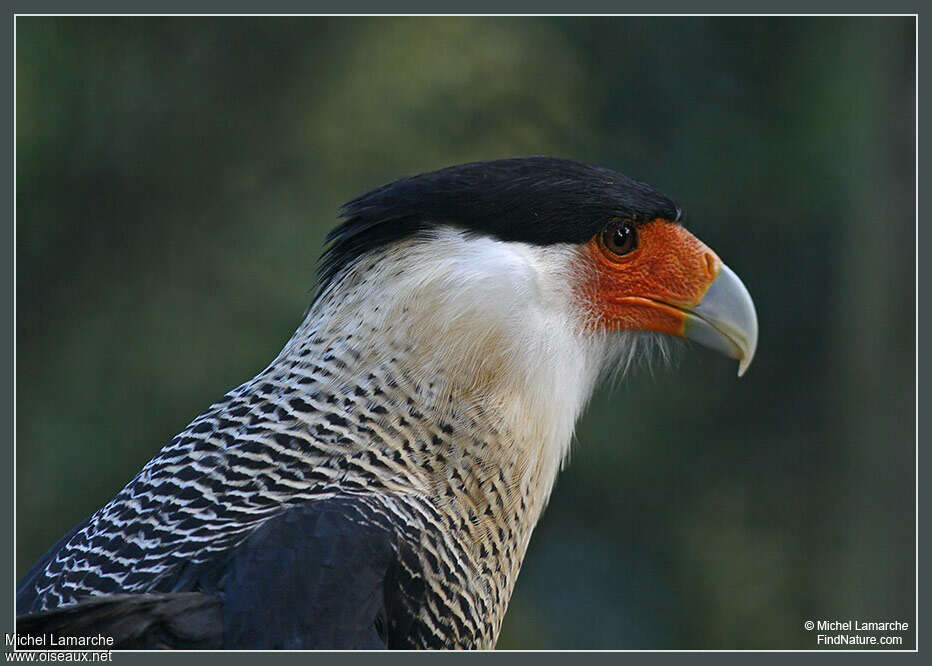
[682,263,758,376]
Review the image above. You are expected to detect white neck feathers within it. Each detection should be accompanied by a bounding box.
[283,228,615,511]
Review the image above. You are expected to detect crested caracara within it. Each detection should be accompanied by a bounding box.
[18,157,757,649]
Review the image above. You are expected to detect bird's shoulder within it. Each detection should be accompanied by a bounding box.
[190,495,411,648]
[18,496,428,649]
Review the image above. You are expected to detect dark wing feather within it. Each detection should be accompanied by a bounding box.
[215,498,397,649]
[16,498,404,649]
[16,593,222,649]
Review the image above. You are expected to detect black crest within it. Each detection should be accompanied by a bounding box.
[317,157,681,296]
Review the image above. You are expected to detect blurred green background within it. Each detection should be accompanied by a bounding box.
[16,17,915,649]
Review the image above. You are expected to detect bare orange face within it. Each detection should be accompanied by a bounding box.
[577,218,722,336]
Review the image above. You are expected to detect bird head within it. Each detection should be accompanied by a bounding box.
[314,157,757,381]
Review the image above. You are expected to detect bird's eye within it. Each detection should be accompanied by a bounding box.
[600,221,638,257]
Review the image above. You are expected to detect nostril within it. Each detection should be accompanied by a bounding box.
[705,253,718,278]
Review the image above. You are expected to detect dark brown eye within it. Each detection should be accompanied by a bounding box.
[601,221,637,256]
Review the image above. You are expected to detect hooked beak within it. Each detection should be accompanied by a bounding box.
[682,263,758,376]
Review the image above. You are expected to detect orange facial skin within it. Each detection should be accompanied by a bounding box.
[577,218,721,335]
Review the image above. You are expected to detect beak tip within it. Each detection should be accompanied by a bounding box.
[685,262,758,378]
[736,326,758,378]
